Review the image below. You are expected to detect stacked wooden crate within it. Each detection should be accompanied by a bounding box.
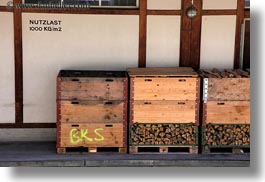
[128,68,200,154]
[56,70,128,154]
[200,69,250,154]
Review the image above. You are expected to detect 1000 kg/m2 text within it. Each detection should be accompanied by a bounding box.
[29,26,62,32]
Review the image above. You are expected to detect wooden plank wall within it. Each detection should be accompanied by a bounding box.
[0,0,249,128]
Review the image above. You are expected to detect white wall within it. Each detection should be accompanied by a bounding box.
[147,0,181,10]
[0,12,15,124]
[146,15,181,67]
[0,129,56,141]
[22,13,139,123]
[200,15,237,69]
[0,0,12,6]
[203,0,238,10]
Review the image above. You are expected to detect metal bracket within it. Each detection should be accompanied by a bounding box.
[203,78,208,103]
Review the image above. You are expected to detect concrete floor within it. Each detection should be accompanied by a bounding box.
[0,142,250,167]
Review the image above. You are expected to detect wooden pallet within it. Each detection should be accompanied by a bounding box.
[57,147,127,154]
[202,146,250,154]
[129,146,198,154]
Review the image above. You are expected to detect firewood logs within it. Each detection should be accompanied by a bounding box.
[204,124,250,146]
[131,123,197,145]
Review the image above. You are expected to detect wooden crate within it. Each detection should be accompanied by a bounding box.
[57,123,127,149]
[56,70,128,154]
[131,100,199,124]
[57,70,128,101]
[203,101,250,124]
[202,124,250,154]
[128,67,200,101]
[199,69,250,101]
[58,100,127,123]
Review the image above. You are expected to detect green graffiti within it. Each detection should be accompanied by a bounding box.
[80,129,93,142]
[70,128,104,144]
[70,128,81,144]
[94,128,104,141]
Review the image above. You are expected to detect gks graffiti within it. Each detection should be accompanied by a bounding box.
[70,128,104,144]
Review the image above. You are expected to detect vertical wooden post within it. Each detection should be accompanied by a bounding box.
[190,0,202,69]
[234,0,245,69]
[13,0,23,124]
[138,0,147,68]
[243,20,250,69]
[180,0,202,69]
[180,0,192,68]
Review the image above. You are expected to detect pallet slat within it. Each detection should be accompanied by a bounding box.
[57,147,127,154]
[129,146,198,154]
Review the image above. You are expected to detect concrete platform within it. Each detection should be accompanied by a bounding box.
[0,142,250,167]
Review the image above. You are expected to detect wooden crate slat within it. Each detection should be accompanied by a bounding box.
[206,78,250,101]
[132,77,198,101]
[59,123,125,148]
[127,67,198,77]
[59,100,125,123]
[203,101,250,124]
[59,78,126,101]
[58,70,127,78]
[132,101,198,123]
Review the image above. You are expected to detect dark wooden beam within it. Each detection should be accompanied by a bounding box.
[0,6,13,12]
[243,20,250,69]
[234,0,245,69]
[22,8,139,15]
[0,123,56,128]
[190,0,202,69]
[13,0,23,125]
[244,9,250,18]
[180,0,202,69]
[202,10,237,16]
[138,0,147,68]
[147,10,181,16]
[180,0,192,68]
